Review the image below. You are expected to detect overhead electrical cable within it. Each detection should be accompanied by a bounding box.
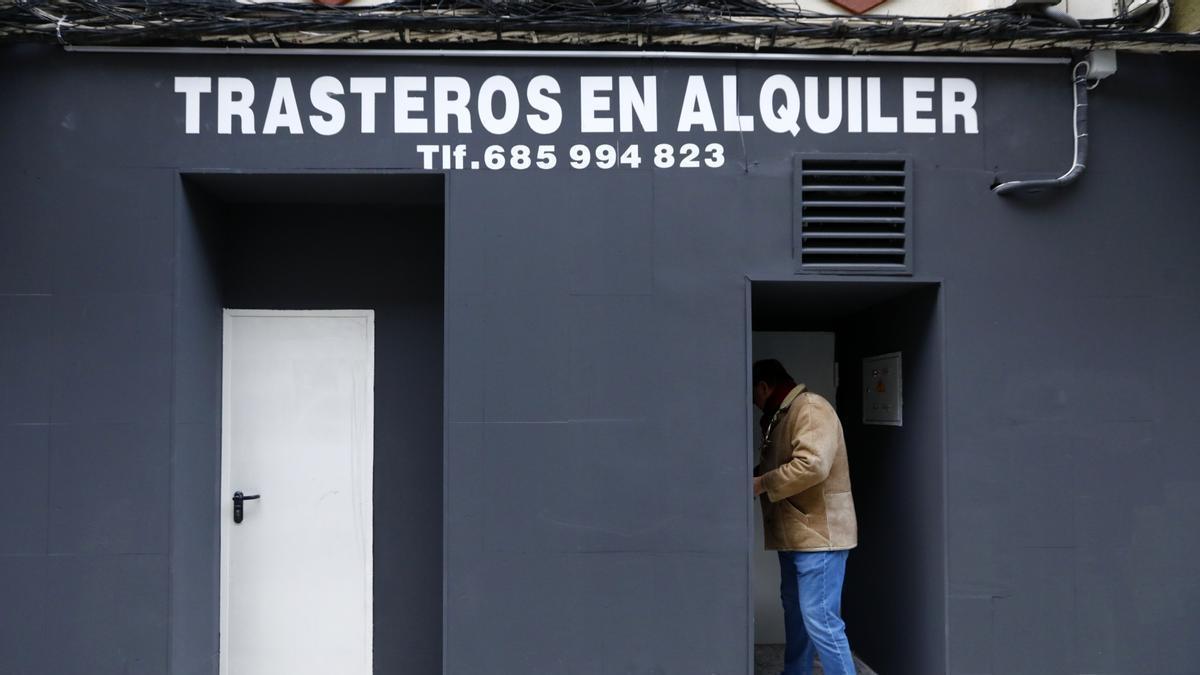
[1,0,1196,51]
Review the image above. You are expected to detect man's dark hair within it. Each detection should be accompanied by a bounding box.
[753,359,794,388]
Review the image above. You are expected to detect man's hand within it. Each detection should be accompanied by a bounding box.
[753,475,766,497]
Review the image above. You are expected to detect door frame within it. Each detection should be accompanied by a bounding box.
[219,308,376,675]
[743,276,948,675]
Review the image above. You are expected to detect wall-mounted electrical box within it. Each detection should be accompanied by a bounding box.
[863,352,902,426]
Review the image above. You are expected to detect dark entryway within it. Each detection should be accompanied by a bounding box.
[171,173,444,674]
[750,279,945,675]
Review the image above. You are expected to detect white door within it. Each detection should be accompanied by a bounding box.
[221,310,374,675]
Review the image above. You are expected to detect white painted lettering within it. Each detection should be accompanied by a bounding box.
[760,75,801,136]
[174,72,983,139]
[478,76,520,135]
[866,77,898,133]
[263,78,303,135]
[847,76,863,133]
[722,75,753,132]
[526,75,562,135]
[434,77,472,134]
[349,77,387,134]
[393,77,428,134]
[619,76,657,133]
[416,144,438,170]
[677,76,717,133]
[174,77,211,135]
[942,77,979,134]
[903,77,937,134]
[580,76,614,133]
[805,76,843,135]
[217,77,255,135]
[308,76,345,136]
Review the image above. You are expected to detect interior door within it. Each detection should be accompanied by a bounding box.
[220,310,375,675]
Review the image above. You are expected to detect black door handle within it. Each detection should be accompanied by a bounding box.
[233,490,261,524]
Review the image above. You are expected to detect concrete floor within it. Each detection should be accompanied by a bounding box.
[754,644,878,675]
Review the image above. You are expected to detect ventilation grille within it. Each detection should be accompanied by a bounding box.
[796,158,910,273]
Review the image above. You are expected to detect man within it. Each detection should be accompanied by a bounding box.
[752,359,858,675]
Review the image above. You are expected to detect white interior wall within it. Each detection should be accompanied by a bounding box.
[751,332,836,645]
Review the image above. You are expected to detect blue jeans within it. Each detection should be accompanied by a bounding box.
[777,550,856,675]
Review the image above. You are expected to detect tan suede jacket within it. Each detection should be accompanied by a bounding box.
[757,385,858,551]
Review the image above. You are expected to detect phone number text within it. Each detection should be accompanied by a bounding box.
[415,143,725,170]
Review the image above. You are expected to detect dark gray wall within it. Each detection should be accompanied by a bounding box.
[2,44,1199,675]
[172,181,224,675]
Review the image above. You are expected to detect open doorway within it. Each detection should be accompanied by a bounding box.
[170,173,444,675]
[750,280,945,675]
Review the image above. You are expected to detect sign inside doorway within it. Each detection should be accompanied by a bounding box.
[863,351,903,426]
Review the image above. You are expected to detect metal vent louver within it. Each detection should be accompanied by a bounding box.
[796,157,911,273]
